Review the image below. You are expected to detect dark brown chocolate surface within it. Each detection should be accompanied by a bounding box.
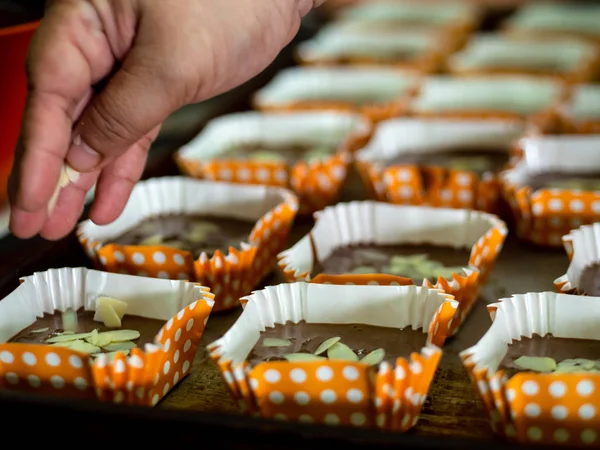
[112,214,256,258]
[499,333,600,377]
[314,244,470,283]
[247,320,427,366]
[527,172,600,192]
[10,309,165,351]
[224,143,337,164]
[385,148,509,175]
[578,264,600,296]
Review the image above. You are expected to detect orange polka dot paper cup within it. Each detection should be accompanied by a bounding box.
[252,67,418,123]
[354,117,524,214]
[77,177,299,312]
[0,267,214,406]
[207,281,458,430]
[277,201,507,335]
[174,111,372,215]
[559,84,600,134]
[461,292,600,446]
[410,76,565,126]
[555,222,600,295]
[500,136,600,248]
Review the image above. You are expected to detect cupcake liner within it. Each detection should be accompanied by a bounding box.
[555,222,600,294]
[0,267,214,406]
[447,34,600,83]
[252,67,418,123]
[277,201,507,334]
[174,111,372,215]
[500,136,600,247]
[207,281,458,430]
[354,117,524,215]
[461,291,600,446]
[77,177,299,312]
[410,76,566,124]
[295,25,447,74]
[560,85,600,134]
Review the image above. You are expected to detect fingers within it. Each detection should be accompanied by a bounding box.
[88,125,161,225]
[67,47,183,173]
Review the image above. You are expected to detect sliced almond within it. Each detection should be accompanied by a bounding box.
[97,302,122,328]
[162,240,186,250]
[351,266,377,275]
[360,348,386,366]
[284,353,327,362]
[96,297,128,322]
[48,164,80,215]
[85,330,112,347]
[327,342,359,362]
[52,341,76,348]
[249,151,286,162]
[140,234,164,246]
[262,338,292,348]
[102,350,131,361]
[514,356,556,373]
[99,330,140,342]
[69,340,101,355]
[88,329,99,346]
[30,327,50,333]
[47,331,93,343]
[61,331,75,335]
[314,337,341,355]
[62,309,78,333]
[103,341,137,352]
[554,364,585,373]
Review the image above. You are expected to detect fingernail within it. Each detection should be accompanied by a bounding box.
[67,134,102,172]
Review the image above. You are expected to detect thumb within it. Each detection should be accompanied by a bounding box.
[67,49,185,172]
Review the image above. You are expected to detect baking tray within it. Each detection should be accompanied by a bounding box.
[0,6,576,449]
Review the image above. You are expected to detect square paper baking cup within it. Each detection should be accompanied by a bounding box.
[77,176,298,312]
[500,136,600,247]
[410,76,565,127]
[354,117,524,215]
[460,291,600,446]
[174,111,372,215]
[447,34,600,83]
[277,201,507,335]
[0,267,214,406]
[252,67,418,123]
[560,84,600,134]
[294,25,447,74]
[207,281,458,431]
[555,222,600,294]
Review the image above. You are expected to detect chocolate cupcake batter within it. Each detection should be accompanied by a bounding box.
[247,320,427,366]
[577,264,600,296]
[385,148,509,175]
[314,244,470,283]
[527,172,600,192]
[10,309,164,355]
[223,143,337,164]
[499,334,600,377]
[112,214,256,258]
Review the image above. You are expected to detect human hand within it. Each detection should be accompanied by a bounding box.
[9,0,324,240]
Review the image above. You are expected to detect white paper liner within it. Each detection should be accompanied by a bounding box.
[355,117,524,165]
[176,111,371,161]
[564,84,600,120]
[504,136,600,183]
[0,267,211,344]
[209,282,455,366]
[412,76,563,115]
[278,201,501,280]
[296,26,438,63]
[461,291,600,373]
[557,222,600,293]
[505,3,600,37]
[336,0,477,25]
[449,34,596,72]
[77,176,296,251]
[253,67,417,107]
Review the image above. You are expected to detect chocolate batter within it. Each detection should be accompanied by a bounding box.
[112,214,256,258]
[499,334,600,377]
[247,320,427,366]
[578,265,600,297]
[10,309,165,354]
[224,143,337,164]
[385,148,509,175]
[314,244,470,283]
[527,172,600,192]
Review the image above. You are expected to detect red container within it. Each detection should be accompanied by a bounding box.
[0,21,39,205]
